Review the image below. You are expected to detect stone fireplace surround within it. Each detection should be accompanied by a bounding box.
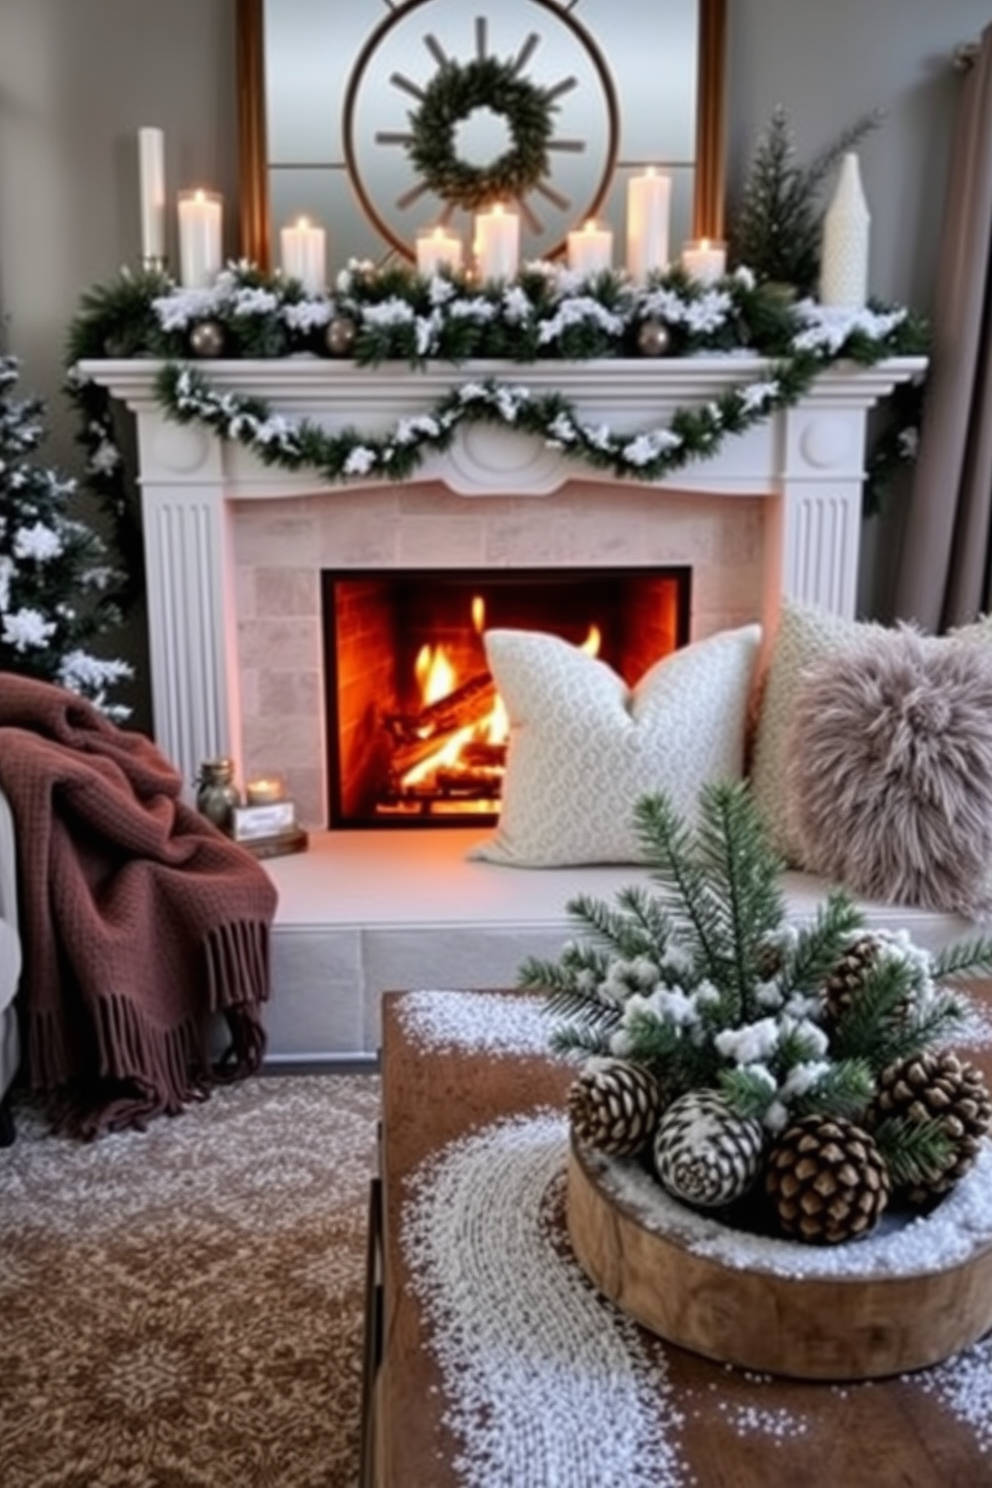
[83,355,947,1065]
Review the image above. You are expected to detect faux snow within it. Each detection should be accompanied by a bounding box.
[401,1110,689,1488]
[912,1337,992,1454]
[396,989,560,1058]
[587,1139,992,1280]
[956,991,992,1050]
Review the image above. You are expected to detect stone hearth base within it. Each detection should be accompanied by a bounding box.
[261,830,975,1067]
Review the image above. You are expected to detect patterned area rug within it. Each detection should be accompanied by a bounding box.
[0,1073,380,1488]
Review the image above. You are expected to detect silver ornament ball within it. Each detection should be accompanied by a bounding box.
[637,319,671,357]
[325,316,358,356]
[189,320,225,358]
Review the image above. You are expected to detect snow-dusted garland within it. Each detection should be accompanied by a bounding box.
[151,265,921,488]
[65,258,928,587]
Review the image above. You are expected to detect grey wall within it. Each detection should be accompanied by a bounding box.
[0,0,987,723]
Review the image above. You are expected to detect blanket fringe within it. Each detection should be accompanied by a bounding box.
[204,919,270,1081]
[33,995,211,1140]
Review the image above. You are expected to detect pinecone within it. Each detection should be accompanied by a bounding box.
[567,1058,663,1157]
[765,1114,891,1244]
[821,932,893,1028]
[870,1049,992,1204]
[653,1089,764,1208]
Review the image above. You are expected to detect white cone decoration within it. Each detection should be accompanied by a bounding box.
[820,151,870,308]
[653,1089,764,1207]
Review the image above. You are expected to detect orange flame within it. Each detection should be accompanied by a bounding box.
[472,595,486,633]
[415,643,456,705]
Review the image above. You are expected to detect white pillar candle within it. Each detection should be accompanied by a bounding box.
[681,237,727,287]
[138,127,166,265]
[416,226,463,276]
[474,204,520,282]
[626,168,671,284]
[177,188,223,288]
[566,219,613,276]
[279,216,327,295]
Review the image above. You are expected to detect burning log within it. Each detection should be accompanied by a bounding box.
[389,725,468,779]
[434,765,504,799]
[385,673,496,743]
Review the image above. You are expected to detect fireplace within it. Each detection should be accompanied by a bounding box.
[324,566,689,826]
[78,354,925,829]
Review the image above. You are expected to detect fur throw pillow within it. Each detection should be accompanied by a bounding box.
[785,627,992,916]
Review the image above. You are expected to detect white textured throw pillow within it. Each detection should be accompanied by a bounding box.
[468,624,762,867]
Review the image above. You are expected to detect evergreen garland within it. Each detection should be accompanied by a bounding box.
[406,55,556,210]
[64,258,929,610]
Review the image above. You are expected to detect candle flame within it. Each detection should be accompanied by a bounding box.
[700,237,710,251]
[472,595,485,633]
[296,215,310,230]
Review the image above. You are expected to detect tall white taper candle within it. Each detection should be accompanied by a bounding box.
[138,127,166,264]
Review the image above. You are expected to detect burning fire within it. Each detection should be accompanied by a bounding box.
[394,598,600,807]
[414,643,457,710]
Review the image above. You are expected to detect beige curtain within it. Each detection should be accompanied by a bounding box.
[894,25,992,630]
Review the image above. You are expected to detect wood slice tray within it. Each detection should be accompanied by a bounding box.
[566,1136,992,1381]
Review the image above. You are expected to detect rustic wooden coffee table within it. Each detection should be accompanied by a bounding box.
[362,989,992,1487]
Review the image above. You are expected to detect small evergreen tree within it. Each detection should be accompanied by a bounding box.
[0,354,131,717]
[729,105,883,294]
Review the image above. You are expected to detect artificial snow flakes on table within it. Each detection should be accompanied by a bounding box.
[955,990,992,1050]
[912,1337,992,1454]
[395,989,559,1059]
[401,1110,688,1488]
[587,1140,992,1280]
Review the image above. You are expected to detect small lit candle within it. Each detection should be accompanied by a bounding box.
[416,225,463,276]
[681,237,727,287]
[138,126,166,265]
[626,167,671,284]
[246,774,287,807]
[177,188,223,288]
[475,203,520,282]
[566,219,613,277]
[279,216,327,295]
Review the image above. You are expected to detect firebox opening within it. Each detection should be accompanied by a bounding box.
[323,567,690,828]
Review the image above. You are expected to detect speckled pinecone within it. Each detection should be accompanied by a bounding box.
[765,1114,891,1244]
[870,1049,992,1204]
[567,1058,663,1157]
[653,1089,764,1208]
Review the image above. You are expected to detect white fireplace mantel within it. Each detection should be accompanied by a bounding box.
[81,354,925,802]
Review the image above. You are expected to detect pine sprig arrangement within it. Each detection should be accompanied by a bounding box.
[730,105,884,293]
[524,779,992,1238]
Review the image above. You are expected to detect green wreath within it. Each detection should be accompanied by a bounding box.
[407,55,555,211]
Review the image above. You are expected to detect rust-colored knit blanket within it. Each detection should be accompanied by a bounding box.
[0,675,278,1136]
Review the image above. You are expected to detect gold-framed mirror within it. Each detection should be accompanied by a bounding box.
[236,0,726,275]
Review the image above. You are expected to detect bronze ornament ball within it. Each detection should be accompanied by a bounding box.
[637,320,671,357]
[325,316,358,356]
[188,320,225,358]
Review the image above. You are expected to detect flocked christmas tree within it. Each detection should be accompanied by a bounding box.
[0,353,131,717]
